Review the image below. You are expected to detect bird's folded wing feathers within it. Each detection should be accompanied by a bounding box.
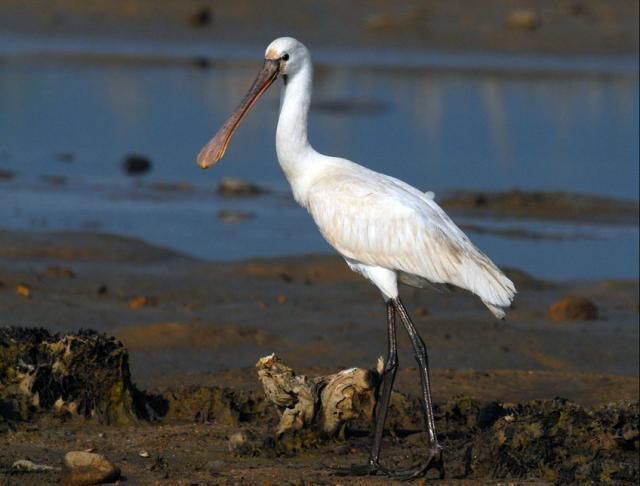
[307,171,516,315]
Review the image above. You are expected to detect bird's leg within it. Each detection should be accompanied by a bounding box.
[392,297,445,479]
[369,300,399,467]
[330,301,398,476]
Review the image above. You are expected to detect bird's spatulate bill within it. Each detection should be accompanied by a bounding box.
[197,59,279,168]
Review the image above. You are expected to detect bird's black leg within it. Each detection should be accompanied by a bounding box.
[369,300,399,467]
[330,298,444,480]
[330,300,398,476]
[392,297,445,480]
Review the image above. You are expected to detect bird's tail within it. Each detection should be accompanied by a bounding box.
[459,250,516,319]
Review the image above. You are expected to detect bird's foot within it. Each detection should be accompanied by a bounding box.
[327,446,444,480]
[389,445,445,480]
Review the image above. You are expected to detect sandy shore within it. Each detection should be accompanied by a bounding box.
[0,228,638,483]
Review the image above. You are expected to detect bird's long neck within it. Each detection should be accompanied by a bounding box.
[275,64,317,188]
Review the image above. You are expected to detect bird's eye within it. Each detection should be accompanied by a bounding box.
[282,54,289,61]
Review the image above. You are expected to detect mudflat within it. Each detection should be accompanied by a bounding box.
[1,229,638,483]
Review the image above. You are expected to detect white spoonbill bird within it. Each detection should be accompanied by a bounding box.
[197,37,516,479]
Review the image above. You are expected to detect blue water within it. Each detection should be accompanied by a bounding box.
[0,53,638,280]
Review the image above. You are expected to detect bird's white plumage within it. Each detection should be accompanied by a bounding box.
[266,37,516,318]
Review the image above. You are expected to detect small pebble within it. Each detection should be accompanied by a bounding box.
[188,6,213,27]
[41,266,76,278]
[55,152,75,163]
[217,210,255,223]
[122,154,152,175]
[506,9,540,30]
[217,177,265,196]
[40,174,68,186]
[12,459,59,472]
[228,430,260,456]
[128,296,158,309]
[139,450,150,458]
[415,306,428,316]
[16,283,32,298]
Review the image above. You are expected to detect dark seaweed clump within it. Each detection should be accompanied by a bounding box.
[0,327,164,425]
[436,396,639,483]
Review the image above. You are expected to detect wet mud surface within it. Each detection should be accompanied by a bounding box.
[0,229,638,483]
[1,0,638,58]
[441,190,640,225]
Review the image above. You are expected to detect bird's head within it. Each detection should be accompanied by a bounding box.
[197,37,309,169]
[265,37,309,79]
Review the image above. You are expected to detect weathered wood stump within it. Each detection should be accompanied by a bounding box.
[256,353,381,436]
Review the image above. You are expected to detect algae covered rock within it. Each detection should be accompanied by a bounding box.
[0,327,158,425]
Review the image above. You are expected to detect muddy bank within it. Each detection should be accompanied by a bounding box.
[0,228,638,482]
[1,328,638,484]
[0,0,638,60]
[441,189,640,225]
[0,228,638,382]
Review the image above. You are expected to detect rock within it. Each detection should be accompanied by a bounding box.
[128,296,158,309]
[12,459,59,471]
[217,210,255,223]
[16,283,32,298]
[361,9,426,32]
[41,174,68,186]
[188,6,213,27]
[548,297,598,321]
[193,57,212,69]
[0,168,14,180]
[415,306,428,316]
[147,181,193,192]
[40,266,76,278]
[217,177,265,196]
[228,429,262,456]
[139,450,150,458]
[55,152,75,163]
[62,451,120,485]
[506,9,540,31]
[122,154,152,175]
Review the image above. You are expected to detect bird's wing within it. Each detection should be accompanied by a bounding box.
[307,169,516,317]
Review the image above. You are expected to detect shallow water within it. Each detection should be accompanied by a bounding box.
[0,53,638,280]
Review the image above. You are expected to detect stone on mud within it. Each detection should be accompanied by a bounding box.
[62,451,120,485]
[548,296,598,321]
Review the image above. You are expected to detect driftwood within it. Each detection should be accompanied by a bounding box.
[256,353,381,436]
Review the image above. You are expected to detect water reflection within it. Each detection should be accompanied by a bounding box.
[0,58,637,279]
